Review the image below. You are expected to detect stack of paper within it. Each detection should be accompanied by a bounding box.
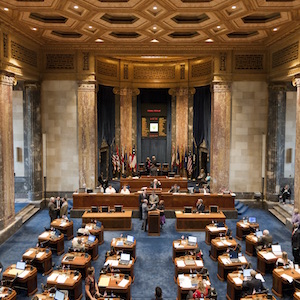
[262,252,277,260]
[222,258,231,265]
[195,260,203,267]
[178,275,192,288]
[24,250,33,256]
[36,252,44,259]
[47,273,58,282]
[216,241,224,246]
[118,279,129,287]
[281,273,293,283]
[223,241,231,246]
[239,256,247,263]
[39,232,49,238]
[18,270,30,278]
[233,277,243,285]
[98,276,110,287]
[176,260,185,267]
[57,275,67,283]
[116,241,123,246]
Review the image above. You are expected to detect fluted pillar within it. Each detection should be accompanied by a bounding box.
[24,82,43,200]
[0,72,15,230]
[78,82,97,189]
[294,76,300,209]
[210,82,231,193]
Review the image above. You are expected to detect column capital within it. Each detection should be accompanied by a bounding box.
[0,71,15,86]
[293,75,300,88]
[168,87,195,96]
[268,82,287,91]
[113,87,140,96]
[212,82,231,92]
[78,81,96,91]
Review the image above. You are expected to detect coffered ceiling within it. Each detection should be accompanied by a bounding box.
[0,0,299,51]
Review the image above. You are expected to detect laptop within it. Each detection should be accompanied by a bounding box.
[185,259,195,266]
[188,236,197,246]
[229,250,239,262]
[255,231,263,237]
[243,268,253,280]
[272,245,282,256]
[119,253,130,265]
[87,234,96,245]
[16,261,26,270]
[248,217,256,223]
[54,290,65,300]
[125,235,134,245]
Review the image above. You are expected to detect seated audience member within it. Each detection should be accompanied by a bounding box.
[105,184,116,194]
[72,237,85,251]
[152,286,163,300]
[292,223,300,264]
[85,266,101,300]
[200,184,210,194]
[96,184,104,193]
[146,157,151,174]
[292,208,300,224]
[279,184,291,204]
[242,270,265,295]
[98,173,108,190]
[186,281,208,299]
[257,229,273,251]
[120,185,130,194]
[59,197,68,218]
[205,172,211,185]
[169,183,180,193]
[276,251,292,267]
[150,178,161,189]
[157,200,166,228]
[196,198,205,213]
[149,190,159,207]
[198,168,206,183]
[150,163,158,176]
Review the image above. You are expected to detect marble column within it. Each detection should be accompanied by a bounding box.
[210,82,231,193]
[23,82,43,200]
[266,83,286,200]
[0,72,15,230]
[294,76,300,209]
[78,82,97,189]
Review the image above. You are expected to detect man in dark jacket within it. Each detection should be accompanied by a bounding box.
[138,188,148,220]
[292,223,300,264]
[242,270,265,295]
[48,197,58,222]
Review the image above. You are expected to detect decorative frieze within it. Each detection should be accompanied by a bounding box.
[83,52,89,71]
[180,64,185,80]
[133,65,175,80]
[272,42,298,68]
[46,53,74,69]
[235,54,264,70]
[220,53,226,71]
[124,64,129,80]
[97,60,118,78]
[3,33,8,58]
[191,61,211,78]
[11,41,37,67]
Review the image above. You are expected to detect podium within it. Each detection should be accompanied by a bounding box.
[148,210,160,236]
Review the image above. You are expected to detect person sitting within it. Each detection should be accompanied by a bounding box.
[96,184,104,193]
[205,172,211,186]
[157,200,166,228]
[152,286,163,300]
[120,185,130,194]
[60,197,68,218]
[279,184,291,204]
[200,184,210,194]
[186,280,209,299]
[150,163,158,176]
[85,266,101,300]
[292,209,300,224]
[276,251,292,267]
[105,184,116,194]
[256,229,273,251]
[198,168,206,183]
[169,183,180,193]
[72,237,85,252]
[196,198,205,213]
[150,178,161,189]
[242,270,265,295]
[149,190,159,207]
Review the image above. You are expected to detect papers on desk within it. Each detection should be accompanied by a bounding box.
[222,258,231,265]
[255,273,265,282]
[99,276,110,287]
[178,275,192,288]
[105,260,119,267]
[239,223,247,228]
[262,252,277,260]
[239,256,247,263]
[36,252,44,259]
[223,241,231,246]
[73,276,79,281]
[18,270,30,278]
[118,279,129,287]
[296,269,300,274]
[176,260,185,267]
[39,232,49,238]
[116,241,124,246]
[281,273,293,283]
[8,269,23,276]
[216,242,224,246]
[57,275,67,283]
[195,260,203,267]
[233,277,243,285]
[24,250,33,256]
[174,242,184,248]
[47,273,58,282]
[60,221,68,227]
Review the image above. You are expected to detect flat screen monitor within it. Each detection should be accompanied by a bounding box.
[229,250,238,259]
[114,205,123,212]
[150,123,158,132]
[255,230,263,237]
[188,236,197,244]
[243,269,253,278]
[101,206,109,213]
[87,189,93,193]
[272,245,282,254]
[88,234,96,243]
[16,261,26,270]
[127,235,134,243]
[248,217,256,223]
[54,290,65,300]
[210,206,218,213]
[120,253,130,262]
[184,206,193,213]
[91,206,98,213]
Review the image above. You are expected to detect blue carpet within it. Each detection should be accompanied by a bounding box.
[0,207,293,300]
[14,203,29,213]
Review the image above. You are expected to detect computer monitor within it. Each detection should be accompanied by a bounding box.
[243,269,253,278]
[184,206,193,213]
[114,205,123,212]
[248,217,256,223]
[101,206,109,213]
[217,222,225,228]
[210,205,218,213]
[91,206,98,213]
[272,245,282,254]
[87,189,93,193]
[229,250,238,259]
[120,253,130,261]
[54,290,65,300]
[88,235,96,243]
[127,235,134,243]
[16,261,26,270]
[188,236,197,244]
[255,230,263,237]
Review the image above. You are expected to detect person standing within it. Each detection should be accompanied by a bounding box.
[138,188,148,220]
[85,267,101,300]
[48,197,58,222]
[152,286,163,300]
[292,223,300,264]
[142,200,149,231]
[60,197,68,218]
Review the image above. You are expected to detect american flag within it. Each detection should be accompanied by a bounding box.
[187,151,193,176]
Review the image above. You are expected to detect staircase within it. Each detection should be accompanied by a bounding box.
[235,200,249,215]
[268,203,293,230]
[17,204,40,224]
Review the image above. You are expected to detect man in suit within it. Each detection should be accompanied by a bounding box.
[257,229,273,251]
[60,197,68,218]
[149,190,159,207]
[279,184,291,204]
[150,178,161,189]
[242,270,265,295]
[169,183,180,193]
[48,197,58,222]
[138,188,148,220]
[292,223,300,264]
[196,198,205,213]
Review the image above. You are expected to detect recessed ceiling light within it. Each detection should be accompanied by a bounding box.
[151,39,159,43]
[88,26,93,29]
[153,6,157,10]
[32,27,37,31]
[273,28,278,32]
[217,26,221,29]
[74,5,79,9]
[232,5,237,9]
[205,38,213,43]
[153,26,157,30]
[95,38,103,42]
[3,7,9,11]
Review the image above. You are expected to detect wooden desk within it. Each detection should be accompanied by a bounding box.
[82,211,132,230]
[148,210,160,236]
[72,236,99,261]
[0,287,17,300]
[172,239,198,261]
[257,249,281,275]
[217,254,248,281]
[47,270,82,300]
[205,224,228,245]
[176,273,211,300]
[51,219,74,240]
[111,237,137,259]
[175,211,226,231]
[294,291,300,300]
[33,291,69,300]
[105,255,135,281]
[2,264,37,296]
[174,255,204,279]
[245,234,258,256]
[38,231,64,255]
[22,247,53,275]
[240,296,275,300]
[210,237,237,261]
[84,223,104,245]
[61,252,91,278]
[272,267,300,297]
[236,220,259,240]
[98,273,132,300]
